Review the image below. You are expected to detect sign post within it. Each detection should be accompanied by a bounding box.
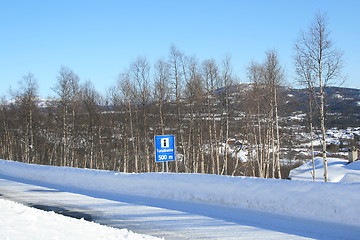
[154,135,176,172]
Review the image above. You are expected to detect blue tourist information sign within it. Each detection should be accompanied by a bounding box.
[154,135,176,162]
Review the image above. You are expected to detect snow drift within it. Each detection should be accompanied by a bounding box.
[289,157,360,182]
[1,159,359,227]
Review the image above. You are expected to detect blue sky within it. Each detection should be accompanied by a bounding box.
[1,0,359,98]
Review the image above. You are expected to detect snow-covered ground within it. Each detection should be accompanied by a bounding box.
[0,198,160,240]
[1,158,360,232]
[289,157,360,182]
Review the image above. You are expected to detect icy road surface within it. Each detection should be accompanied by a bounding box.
[0,176,358,240]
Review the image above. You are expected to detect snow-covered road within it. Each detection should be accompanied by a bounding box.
[1,175,359,240]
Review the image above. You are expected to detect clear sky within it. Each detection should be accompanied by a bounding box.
[1,0,359,98]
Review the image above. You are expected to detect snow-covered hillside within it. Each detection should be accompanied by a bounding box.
[1,159,360,229]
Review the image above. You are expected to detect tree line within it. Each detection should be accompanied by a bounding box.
[0,14,344,180]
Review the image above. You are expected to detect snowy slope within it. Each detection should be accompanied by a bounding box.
[289,157,360,182]
[0,198,160,240]
[0,159,360,229]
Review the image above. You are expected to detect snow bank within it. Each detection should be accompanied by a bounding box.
[1,159,360,227]
[0,198,160,240]
[289,157,360,182]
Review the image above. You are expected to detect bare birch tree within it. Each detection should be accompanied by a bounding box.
[80,81,102,169]
[53,66,80,167]
[202,59,221,174]
[130,57,152,172]
[247,62,267,177]
[16,73,39,164]
[154,59,171,135]
[220,55,233,175]
[168,45,186,172]
[263,50,284,179]
[294,13,344,182]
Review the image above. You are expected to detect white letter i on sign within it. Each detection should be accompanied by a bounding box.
[161,138,169,148]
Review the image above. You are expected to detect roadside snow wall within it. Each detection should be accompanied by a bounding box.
[1,159,359,227]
